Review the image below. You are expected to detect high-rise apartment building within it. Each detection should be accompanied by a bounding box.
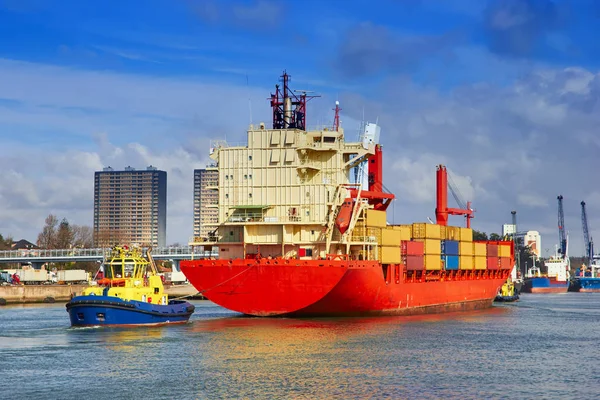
[94,166,167,248]
[193,167,218,240]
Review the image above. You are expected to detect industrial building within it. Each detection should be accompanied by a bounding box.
[93,166,167,248]
[524,231,541,258]
[193,167,219,240]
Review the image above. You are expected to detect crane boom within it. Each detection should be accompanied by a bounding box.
[581,201,594,264]
[557,195,567,258]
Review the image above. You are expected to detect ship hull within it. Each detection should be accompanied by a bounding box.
[66,295,195,327]
[570,278,600,293]
[180,259,509,317]
[521,277,568,294]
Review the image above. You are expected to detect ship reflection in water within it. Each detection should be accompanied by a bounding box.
[1,297,600,399]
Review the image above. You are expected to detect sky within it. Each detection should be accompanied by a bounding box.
[0,0,599,257]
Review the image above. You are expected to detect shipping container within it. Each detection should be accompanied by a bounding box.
[459,241,473,256]
[459,255,474,270]
[381,246,401,264]
[424,254,443,270]
[474,256,487,270]
[473,242,487,257]
[412,223,442,239]
[19,269,48,283]
[404,255,424,270]
[57,269,88,283]
[365,210,387,228]
[401,240,424,256]
[487,256,500,270]
[381,228,402,246]
[498,244,511,258]
[445,226,459,241]
[459,227,473,242]
[440,225,447,241]
[441,240,459,255]
[415,239,441,255]
[391,225,412,241]
[486,244,499,257]
[499,257,512,269]
[443,255,460,270]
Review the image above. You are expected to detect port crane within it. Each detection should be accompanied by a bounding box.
[557,195,567,259]
[435,165,474,227]
[581,201,594,265]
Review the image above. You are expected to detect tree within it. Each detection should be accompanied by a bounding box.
[37,214,59,249]
[473,230,488,241]
[0,234,13,250]
[55,218,74,249]
[489,233,502,241]
[72,225,93,248]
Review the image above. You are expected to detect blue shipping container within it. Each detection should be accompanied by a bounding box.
[441,240,459,256]
[444,255,459,270]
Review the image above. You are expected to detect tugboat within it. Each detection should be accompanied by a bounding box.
[66,245,195,327]
[494,278,519,302]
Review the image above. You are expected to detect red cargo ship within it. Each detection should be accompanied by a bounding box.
[181,71,512,317]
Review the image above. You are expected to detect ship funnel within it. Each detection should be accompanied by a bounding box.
[284,96,292,126]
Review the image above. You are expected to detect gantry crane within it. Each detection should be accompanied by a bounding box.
[557,195,567,259]
[581,201,594,265]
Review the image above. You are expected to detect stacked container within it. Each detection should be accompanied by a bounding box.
[497,242,512,269]
[412,223,442,270]
[402,240,424,270]
[458,236,473,270]
[486,243,499,270]
[379,224,411,264]
[441,240,460,270]
[473,242,487,270]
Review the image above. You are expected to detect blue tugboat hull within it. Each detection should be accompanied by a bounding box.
[66,295,195,327]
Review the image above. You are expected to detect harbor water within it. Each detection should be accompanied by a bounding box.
[2,294,600,399]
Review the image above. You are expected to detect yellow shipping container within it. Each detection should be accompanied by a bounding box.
[424,254,443,270]
[391,225,412,241]
[459,241,473,256]
[445,226,459,240]
[459,227,473,242]
[412,223,442,239]
[440,225,447,240]
[459,255,474,270]
[474,256,486,270]
[498,244,511,258]
[381,228,402,246]
[473,242,487,257]
[381,246,401,264]
[365,210,387,228]
[415,239,441,255]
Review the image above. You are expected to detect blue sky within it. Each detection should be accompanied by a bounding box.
[0,0,599,257]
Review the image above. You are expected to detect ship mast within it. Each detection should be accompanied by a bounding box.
[269,70,319,130]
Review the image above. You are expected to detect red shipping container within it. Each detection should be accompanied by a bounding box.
[487,244,498,257]
[499,257,512,269]
[401,240,424,256]
[404,255,424,271]
[487,256,500,270]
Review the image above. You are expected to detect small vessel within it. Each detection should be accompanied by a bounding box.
[181,71,513,318]
[494,278,519,302]
[522,196,570,294]
[66,245,195,327]
[570,258,600,292]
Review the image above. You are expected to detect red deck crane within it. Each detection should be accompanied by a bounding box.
[435,165,474,228]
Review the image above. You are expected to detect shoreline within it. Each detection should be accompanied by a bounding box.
[0,283,204,305]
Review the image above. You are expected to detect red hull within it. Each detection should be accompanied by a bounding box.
[180,259,509,317]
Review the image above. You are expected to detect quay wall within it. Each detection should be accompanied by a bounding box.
[0,284,86,304]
